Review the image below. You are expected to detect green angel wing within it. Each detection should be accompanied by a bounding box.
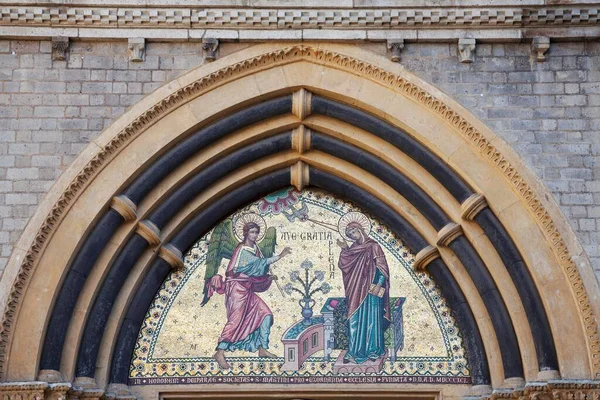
[201,219,237,306]
[258,226,277,257]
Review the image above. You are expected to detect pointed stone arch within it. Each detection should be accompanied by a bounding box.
[0,43,598,399]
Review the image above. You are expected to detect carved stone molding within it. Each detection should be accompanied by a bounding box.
[110,195,137,222]
[292,88,312,120]
[2,44,598,380]
[159,244,184,269]
[413,245,440,270]
[0,382,48,400]
[436,222,464,247]
[201,38,219,62]
[291,161,309,191]
[51,37,68,61]
[0,6,598,29]
[486,381,600,400]
[127,38,145,62]
[66,387,82,400]
[461,193,488,221]
[46,383,71,400]
[0,380,597,400]
[387,40,404,63]
[1,380,595,400]
[136,220,161,247]
[458,38,476,63]
[531,36,551,62]
[292,125,311,154]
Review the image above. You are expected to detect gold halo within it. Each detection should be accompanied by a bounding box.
[233,213,267,242]
[338,211,371,241]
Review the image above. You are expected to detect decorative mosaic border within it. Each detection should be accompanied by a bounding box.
[129,375,472,385]
[129,189,470,382]
[0,6,598,28]
[1,44,598,379]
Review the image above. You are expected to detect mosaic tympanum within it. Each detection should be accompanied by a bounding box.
[130,188,470,385]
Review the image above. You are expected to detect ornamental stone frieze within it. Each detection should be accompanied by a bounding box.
[0,6,599,28]
[0,380,598,399]
[488,381,600,400]
[0,4,598,43]
[0,382,71,400]
[0,5,597,42]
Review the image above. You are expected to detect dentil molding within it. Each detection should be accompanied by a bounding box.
[0,5,598,30]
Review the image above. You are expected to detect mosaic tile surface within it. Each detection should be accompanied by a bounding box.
[129,188,471,385]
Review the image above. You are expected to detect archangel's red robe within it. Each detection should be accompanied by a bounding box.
[215,244,274,352]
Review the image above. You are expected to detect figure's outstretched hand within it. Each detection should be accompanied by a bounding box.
[279,247,292,258]
[337,239,348,249]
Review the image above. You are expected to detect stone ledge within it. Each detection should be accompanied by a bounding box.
[0,26,598,42]
[5,0,600,7]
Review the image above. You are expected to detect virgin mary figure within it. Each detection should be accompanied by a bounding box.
[337,212,390,364]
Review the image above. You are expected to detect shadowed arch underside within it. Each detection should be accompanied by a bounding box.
[0,43,598,400]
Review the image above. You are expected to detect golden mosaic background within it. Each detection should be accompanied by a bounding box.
[130,188,470,383]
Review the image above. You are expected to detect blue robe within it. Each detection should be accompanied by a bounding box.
[345,269,389,363]
[338,237,390,364]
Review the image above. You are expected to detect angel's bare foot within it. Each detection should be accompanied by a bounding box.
[258,347,277,358]
[214,350,231,369]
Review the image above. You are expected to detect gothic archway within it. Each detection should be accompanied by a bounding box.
[0,43,598,399]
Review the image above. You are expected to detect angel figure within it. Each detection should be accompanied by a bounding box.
[201,213,291,369]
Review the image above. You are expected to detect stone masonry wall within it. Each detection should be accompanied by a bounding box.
[0,39,598,280]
